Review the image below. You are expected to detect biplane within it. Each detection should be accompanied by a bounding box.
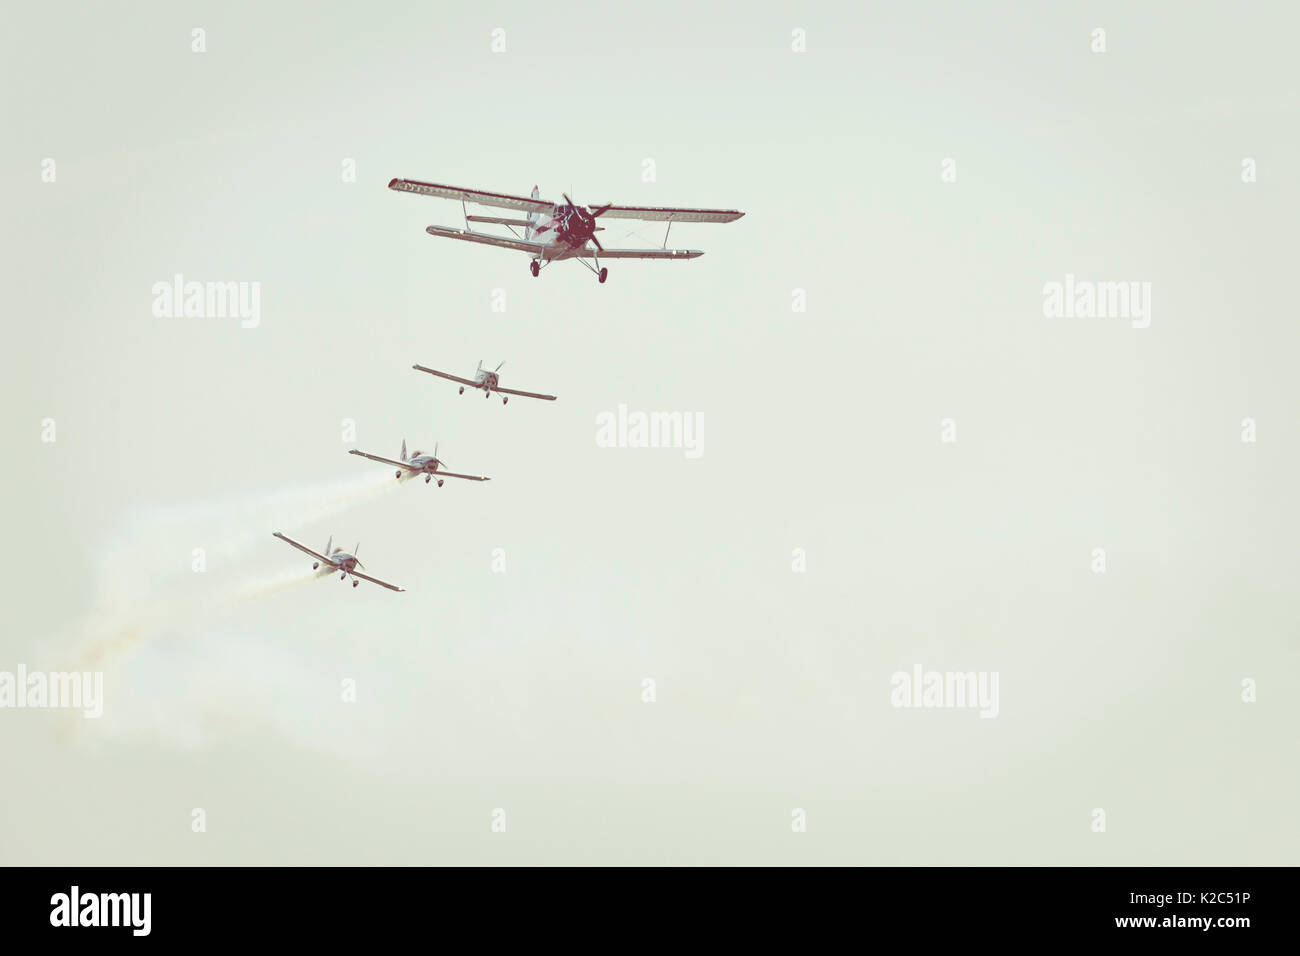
[388,178,744,283]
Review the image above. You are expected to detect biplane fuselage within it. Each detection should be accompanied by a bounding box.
[526,200,610,261]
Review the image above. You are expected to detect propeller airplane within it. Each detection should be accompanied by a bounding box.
[388,178,744,283]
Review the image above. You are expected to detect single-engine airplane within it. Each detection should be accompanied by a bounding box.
[388,178,744,283]
[413,361,556,405]
[272,532,405,591]
[348,440,491,486]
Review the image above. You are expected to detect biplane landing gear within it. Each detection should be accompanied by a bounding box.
[598,267,608,284]
[530,259,540,277]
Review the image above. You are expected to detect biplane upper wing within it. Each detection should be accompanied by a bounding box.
[593,205,744,223]
[390,179,554,214]
[424,226,547,255]
[412,365,478,388]
[496,386,557,401]
[349,449,414,470]
[273,532,334,565]
[349,569,406,592]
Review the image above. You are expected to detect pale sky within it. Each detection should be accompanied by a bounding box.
[1,1,1297,864]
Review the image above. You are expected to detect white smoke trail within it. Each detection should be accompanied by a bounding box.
[73,469,408,669]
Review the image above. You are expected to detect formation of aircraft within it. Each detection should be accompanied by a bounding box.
[349,439,491,486]
[388,179,744,283]
[275,356,536,591]
[413,361,557,405]
[271,170,739,593]
[272,532,405,591]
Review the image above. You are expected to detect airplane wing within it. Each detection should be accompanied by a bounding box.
[412,364,478,388]
[349,449,414,470]
[273,531,333,565]
[349,569,406,592]
[424,226,547,255]
[594,205,744,224]
[390,179,554,214]
[436,471,491,482]
[581,247,704,260]
[496,386,557,401]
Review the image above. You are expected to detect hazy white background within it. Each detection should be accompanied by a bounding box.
[2,1,1297,864]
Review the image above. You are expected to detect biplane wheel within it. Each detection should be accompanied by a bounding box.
[598,267,608,284]
[352,579,359,588]
[530,260,540,277]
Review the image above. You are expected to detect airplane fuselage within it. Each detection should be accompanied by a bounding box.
[531,204,600,261]
[404,453,441,474]
[310,551,357,574]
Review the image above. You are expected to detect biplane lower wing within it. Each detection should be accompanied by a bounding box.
[424,226,546,255]
[580,247,704,260]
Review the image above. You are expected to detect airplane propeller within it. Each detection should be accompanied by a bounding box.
[353,542,365,570]
[562,193,611,251]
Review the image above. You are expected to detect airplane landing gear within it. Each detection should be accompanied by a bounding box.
[352,579,359,588]
[530,259,540,277]
[458,386,464,394]
[340,571,346,580]
[598,267,608,284]
[425,475,431,484]
[437,479,444,487]
[484,389,490,399]
[502,396,508,405]
[312,562,319,570]
[396,470,402,479]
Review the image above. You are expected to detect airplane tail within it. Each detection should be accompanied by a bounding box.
[525,185,540,240]
[325,534,333,556]
[400,439,407,462]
